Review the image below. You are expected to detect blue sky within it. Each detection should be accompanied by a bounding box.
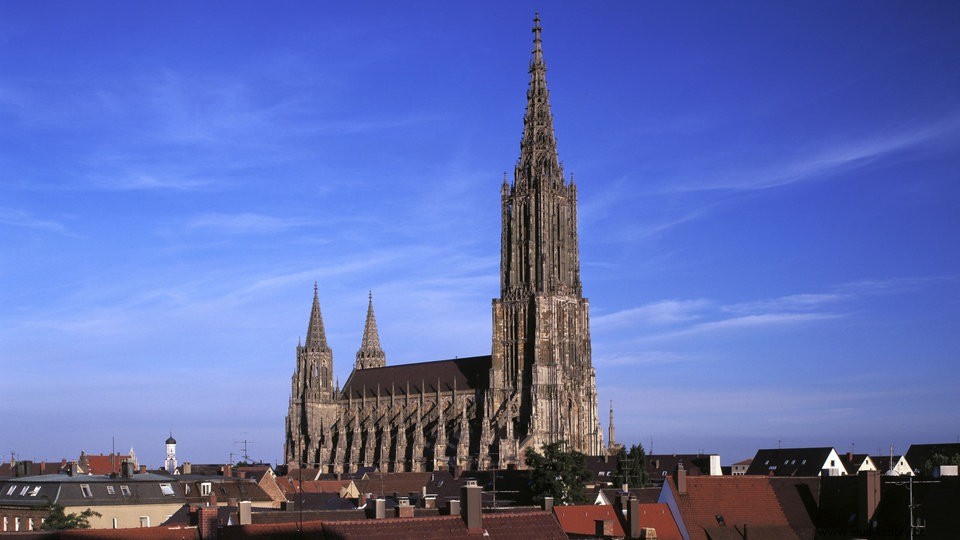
[2,2,958,468]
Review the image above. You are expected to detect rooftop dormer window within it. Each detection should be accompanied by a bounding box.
[80,484,92,498]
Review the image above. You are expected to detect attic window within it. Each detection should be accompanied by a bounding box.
[29,486,40,497]
[764,460,769,465]
[5,485,15,495]
[120,485,131,496]
[801,459,807,465]
[200,482,212,496]
[159,483,175,496]
[19,486,30,496]
[106,486,115,495]
[80,484,92,498]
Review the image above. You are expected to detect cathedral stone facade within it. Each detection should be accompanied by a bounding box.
[285,16,603,473]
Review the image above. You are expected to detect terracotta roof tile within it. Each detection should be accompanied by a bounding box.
[553,504,625,537]
[665,475,816,540]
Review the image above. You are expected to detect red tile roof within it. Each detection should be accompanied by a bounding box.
[81,453,134,475]
[553,504,625,537]
[217,511,565,540]
[554,503,682,540]
[664,475,817,540]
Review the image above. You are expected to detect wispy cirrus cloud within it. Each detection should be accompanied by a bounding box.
[0,208,71,235]
[185,212,316,235]
[672,112,960,194]
[594,299,712,329]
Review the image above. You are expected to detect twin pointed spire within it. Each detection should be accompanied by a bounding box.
[304,282,329,351]
[517,12,563,190]
[355,291,386,370]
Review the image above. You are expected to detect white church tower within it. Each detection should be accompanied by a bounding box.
[164,433,177,474]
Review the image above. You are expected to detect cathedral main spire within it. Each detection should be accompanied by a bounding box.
[355,291,386,370]
[491,14,601,457]
[305,282,329,351]
[517,12,563,190]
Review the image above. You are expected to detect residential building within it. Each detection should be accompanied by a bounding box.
[745,447,848,477]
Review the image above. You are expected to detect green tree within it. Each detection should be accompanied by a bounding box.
[613,443,648,488]
[525,441,590,505]
[41,504,102,530]
[923,452,960,475]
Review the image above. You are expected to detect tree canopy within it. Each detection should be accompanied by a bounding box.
[41,504,101,530]
[524,441,590,505]
[613,443,649,488]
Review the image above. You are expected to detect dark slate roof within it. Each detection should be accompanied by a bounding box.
[745,448,843,477]
[341,356,491,400]
[647,454,716,483]
[179,477,273,503]
[839,453,871,472]
[0,473,185,508]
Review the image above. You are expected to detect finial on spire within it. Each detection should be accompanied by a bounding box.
[532,13,544,65]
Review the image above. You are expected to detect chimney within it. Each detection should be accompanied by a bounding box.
[238,501,251,525]
[424,495,436,509]
[139,464,147,474]
[395,496,414,518]
[197,505,219,540]
[542,496,554,512]
[595,519,615,537]
[221,465,232,477]
[448,499,461,516]
[674,464,687,495]
[627,495,641,539]
[622,483,629,493]
[373,498,386,519]
[182,462,192,475]
[67,461,79,477]
[858,470,881,530]
[460,480,482,531]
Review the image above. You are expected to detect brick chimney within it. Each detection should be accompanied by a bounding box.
[542,496,554,512]
[197,505,219,540]
[460,480,482,532]
[674,464,687,495]
[595,518,615,537]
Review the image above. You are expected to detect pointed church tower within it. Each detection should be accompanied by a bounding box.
[355,291,386,369]
[285,283,338,466]
[491,14,603,456]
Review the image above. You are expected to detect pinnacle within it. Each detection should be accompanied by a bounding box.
[355,291,386,369]
[304,283,329,350]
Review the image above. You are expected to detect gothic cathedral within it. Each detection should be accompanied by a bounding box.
[285,15,603,473]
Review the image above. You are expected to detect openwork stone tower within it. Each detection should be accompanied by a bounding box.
[490,14,602,456]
